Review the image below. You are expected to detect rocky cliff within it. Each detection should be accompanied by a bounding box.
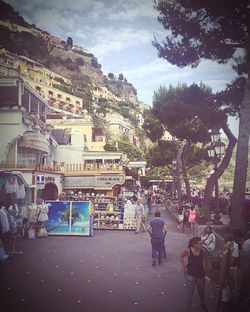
[48,45,104,86]
[0,0,150,151]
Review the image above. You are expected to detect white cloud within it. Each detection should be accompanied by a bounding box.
[108,0,157,20]
[121,58,238,105]
[4,0,239,108]
[86,1,106,19]
[87,27,152,58]
[123,58,237,86]
[30,8,72,36]
[6,0,93,13]
[122,58,189,81]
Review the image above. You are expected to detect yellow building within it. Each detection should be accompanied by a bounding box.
[92,86,120,103]
[16,54,71,87]
[25,78,83,114]
[104,113,134,141]
[46,116,105,152]
[0,48,83,114]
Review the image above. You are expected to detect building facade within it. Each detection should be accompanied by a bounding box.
[0,76,128,204]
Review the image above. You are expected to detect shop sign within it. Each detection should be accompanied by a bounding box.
[45,176,55,183]
[0,79,17,86]
[64,175,125,188]
[36,174,44,185]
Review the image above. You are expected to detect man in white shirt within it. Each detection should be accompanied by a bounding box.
[201,226,216,252]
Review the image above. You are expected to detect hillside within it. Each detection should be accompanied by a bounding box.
[0,0,150,150]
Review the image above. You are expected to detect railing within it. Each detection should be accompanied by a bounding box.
[0,163,124,172]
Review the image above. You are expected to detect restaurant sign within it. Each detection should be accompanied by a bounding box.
[0,79,17,86]
[64,175,125,188]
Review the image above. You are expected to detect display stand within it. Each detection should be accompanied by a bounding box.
[94,210,123,230]
[9,234,23,255]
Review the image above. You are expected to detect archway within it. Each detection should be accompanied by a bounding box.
[42,183,58,201]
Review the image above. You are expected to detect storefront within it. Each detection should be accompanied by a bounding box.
[63,173,125,197]
[0,170,31,207]
[36,172,63,202]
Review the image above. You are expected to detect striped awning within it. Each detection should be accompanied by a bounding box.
[19,131,49,153]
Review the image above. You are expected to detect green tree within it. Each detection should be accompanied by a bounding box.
[118,73,124,81]
[71,73,91,93]
[104,140,144,161]
[118,140,144,161]
[146,140,177,168]
[67,37,73,47]
[153,0,249,230]
[146,83,237,201]
[108,72,114,79]
[142,110,164,142]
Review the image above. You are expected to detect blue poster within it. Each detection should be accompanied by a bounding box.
[46,201,91,236]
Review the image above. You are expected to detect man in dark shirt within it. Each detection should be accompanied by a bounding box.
[147,211,167,266]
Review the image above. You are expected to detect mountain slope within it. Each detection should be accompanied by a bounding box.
[0,0,150,152]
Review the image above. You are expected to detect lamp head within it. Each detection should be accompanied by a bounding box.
[209,129,221,143]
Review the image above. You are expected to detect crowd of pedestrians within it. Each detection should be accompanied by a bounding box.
[2,183,250,311]
[127,186,250,311]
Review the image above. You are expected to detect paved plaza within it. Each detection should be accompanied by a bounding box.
[0,208,218,312]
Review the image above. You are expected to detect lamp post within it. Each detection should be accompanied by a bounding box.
[207,129,226,225]
[172,159,177,199]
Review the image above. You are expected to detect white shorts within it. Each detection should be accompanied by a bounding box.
[178,215,184,222]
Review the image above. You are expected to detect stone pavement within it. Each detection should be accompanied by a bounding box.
[0,206,218,312]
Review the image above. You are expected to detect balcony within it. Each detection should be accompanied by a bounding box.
[0,163,124,173]
[22,112,47,133]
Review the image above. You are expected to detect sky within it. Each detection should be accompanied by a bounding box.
[4,0,240,135]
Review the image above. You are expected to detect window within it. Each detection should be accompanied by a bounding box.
[48,90,53,96]
[76,100,80,105]
[17,146,38,165]
[57,94,62,99]
[66,97,71,102]
[35,86,41,92]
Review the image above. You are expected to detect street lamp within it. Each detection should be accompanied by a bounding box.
[207,129,226,224]
[172,159,177,199]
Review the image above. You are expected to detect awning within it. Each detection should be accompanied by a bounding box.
[19,131,49,153]
[0,170,33,188]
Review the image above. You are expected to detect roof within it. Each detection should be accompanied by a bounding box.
[51,128,71,145]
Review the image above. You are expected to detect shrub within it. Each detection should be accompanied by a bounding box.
[76,57,84,66]
[91,58,99,68]
[196,206,210,223]
[209,197,229,213]
[65,61,79,71]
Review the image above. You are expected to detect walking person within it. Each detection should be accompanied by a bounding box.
[134,199,146,233]
[147,211,167,266]
[188,205,196,235]
[180,236,212,312]
[177,203,185,233]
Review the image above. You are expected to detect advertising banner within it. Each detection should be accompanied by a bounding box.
[46,201,91,236]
